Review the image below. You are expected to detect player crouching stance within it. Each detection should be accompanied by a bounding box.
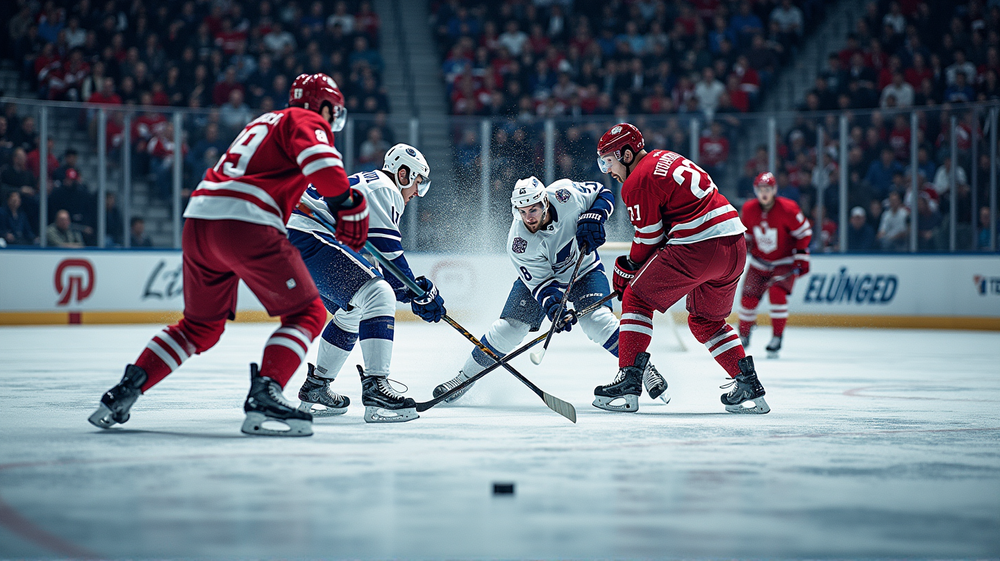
[89,73,366,436]
[597,123,769,414]
[737,171,811,358]
[288,144,444,423]
[432,176,668,405]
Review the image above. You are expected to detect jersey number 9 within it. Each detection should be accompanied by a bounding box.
[215,124,269,178]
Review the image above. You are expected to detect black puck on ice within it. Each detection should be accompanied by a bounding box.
[492,482,515,495]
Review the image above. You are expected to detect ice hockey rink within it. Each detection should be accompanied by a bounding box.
[1,320,998,560]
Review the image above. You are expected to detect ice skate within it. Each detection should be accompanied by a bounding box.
[88,364,148,429]
[432,370,473,403]
[720,356,770,414]
[765,335,782,359]
[740,334,750,349]
[359,365,418,423]
[643,361,670,404]
[242,363,313,436]
[593,352,646,412]
[297,363,349,417]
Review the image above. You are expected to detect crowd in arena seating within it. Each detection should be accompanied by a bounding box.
[431,0,824,119]
[733,0,1000,252]
[1,0,387,246]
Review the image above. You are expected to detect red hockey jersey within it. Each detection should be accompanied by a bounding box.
[184,107,349,233]
[622,149,746,264]
[740,196,812,270]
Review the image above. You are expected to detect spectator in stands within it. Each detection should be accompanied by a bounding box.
[770,0,804,45]
[129,216,153,248]
[1,148,38,225]
[865,148,904,200]
[212,66,244,107]
[219,89,252,134]
[944,71,975,103]
[498,21,528,58]
[46,209,84,248]
[932,155,967,198]
[880,71,914,107]
[0,190,37,246]
[99,191,123,246]
[978,206,998,250]
[877,189,909,252]
[357,127,389,172]
[945,49,977,86]
[48,167,95,241]
[699,121,730,185]
[26,137,58,185]
[147,121,186,200]
[916,192,942,251]
[695,67,726,118]
[867,197,883,233]
[846,206,875,251]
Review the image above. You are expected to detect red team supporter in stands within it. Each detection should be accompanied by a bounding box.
[596,123,769,414]
[737,171,812,358]
[89,73,369,437]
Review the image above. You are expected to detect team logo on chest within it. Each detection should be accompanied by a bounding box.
[512,237,528,254]
[555,189,571,202]
[753,221,779,254]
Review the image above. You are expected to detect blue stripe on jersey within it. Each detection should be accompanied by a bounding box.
[359,316,394,341]
[602,330,620,357]
[369,227,402,241]
[322,321,359,351]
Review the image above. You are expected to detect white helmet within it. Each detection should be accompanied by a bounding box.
[383,143,431,196]
[511,176,547,208]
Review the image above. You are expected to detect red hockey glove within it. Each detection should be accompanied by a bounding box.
[333,188,369,252]
[793,250,810,276]
[613,255,640,300]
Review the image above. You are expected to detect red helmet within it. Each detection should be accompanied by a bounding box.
[597,123,644,173]
[288,73,347,131]
[753,171,777,190]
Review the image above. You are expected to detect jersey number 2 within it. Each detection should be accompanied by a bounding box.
[672,161,717,199]
[215,124,268,178]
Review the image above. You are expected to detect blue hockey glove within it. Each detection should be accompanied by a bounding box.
[539,287,577,333]
[410,276,445,323]
[575,211,606,254]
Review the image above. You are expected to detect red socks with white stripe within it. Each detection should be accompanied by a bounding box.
[688,315,746,377]
[768,286,788,338]
[619,289,655,368]
[135,323,198,392]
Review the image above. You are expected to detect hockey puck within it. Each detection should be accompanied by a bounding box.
[492,482,515,495]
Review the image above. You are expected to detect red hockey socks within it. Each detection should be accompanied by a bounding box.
[619,288,656,368]
[135,324,198,392]
[260,299,325,387]
[768,286,788,338]
[689,315,746,377]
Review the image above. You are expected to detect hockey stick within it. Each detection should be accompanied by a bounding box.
[294,202,577,423]
[530,250,587,365]
[415,291,619,412]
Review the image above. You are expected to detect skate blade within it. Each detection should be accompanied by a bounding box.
[363,406,419,423]
[298,401,348,417]
[652,390,671,404]
[88,404,116,429]
[766,350,780,359]
[592,395,639,412]
[240,412,313,436]
[724,396,770,414]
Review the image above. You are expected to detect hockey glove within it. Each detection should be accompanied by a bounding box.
[332,188,369,252]
[575,211,606,254]
[613,255,640,300]
[793,250,810,276]
[410,276,446,323]
[539,287,577,333]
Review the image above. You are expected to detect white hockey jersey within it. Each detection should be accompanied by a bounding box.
[288,169,417,288]
[507,179,614,303]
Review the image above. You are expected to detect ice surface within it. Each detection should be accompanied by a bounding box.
[1,322,998,559]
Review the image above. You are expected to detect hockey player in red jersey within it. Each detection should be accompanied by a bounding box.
[738,171,812,358]
[596,122,769,414]
[88,73,369,436]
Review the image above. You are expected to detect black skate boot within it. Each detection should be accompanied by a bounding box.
[765,335,782,359]
[643,360,670,404]
[242,363,313,436]
[593,352,647,412]
[359,365,418,423]
[720,355,770,414]
[88,364,148,429]
[297,363,349,417]
[740,334,750,349]
[432,370,473,403]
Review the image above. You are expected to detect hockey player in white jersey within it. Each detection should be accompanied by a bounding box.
[287,144,445,423]
[431,176,668,403]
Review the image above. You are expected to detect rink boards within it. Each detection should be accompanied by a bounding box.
[1,248,998,329]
